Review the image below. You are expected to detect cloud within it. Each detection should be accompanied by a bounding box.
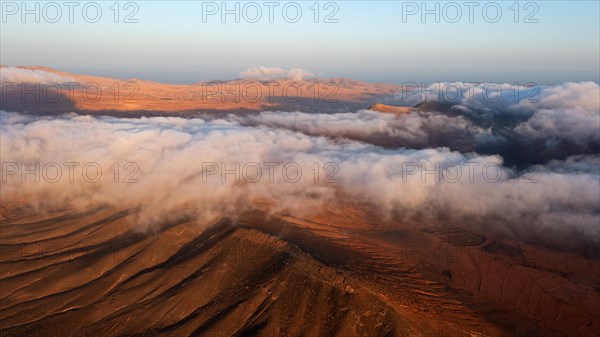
[0,67,76,84]
[248,81,599,166]
[0,79,597,255]
[238,66,314,81]
[232,109,497,153]
[1,109,598,254]
[390,81,599,131]
[513,82,600,145]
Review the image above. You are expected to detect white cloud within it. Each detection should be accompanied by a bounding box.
[0,67,76,84]
[239,66,314,81]
[1,110,598,251]
[514,82,600,145]
[387,81,600,148]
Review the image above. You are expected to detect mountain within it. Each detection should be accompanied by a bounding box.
[368,103,413,115]
[0,66,401,116]
[1,202,598,336]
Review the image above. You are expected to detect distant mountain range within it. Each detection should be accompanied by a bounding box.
[0,66,403,116]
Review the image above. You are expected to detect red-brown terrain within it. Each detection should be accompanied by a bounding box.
[1,201,598,336]
[0,66,401,115]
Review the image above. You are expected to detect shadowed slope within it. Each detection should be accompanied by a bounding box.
[1,204,598,336]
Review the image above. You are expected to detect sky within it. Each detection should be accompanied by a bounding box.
[1,0,599,84]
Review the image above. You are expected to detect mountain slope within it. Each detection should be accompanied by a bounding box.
[2,204,598,336]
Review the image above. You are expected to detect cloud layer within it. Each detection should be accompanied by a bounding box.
[1,91,599,253]
[239,66,314,81]
[226,82,599,166]
[0,67,76,84]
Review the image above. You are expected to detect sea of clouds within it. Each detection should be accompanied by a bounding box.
[1,68,598,253]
